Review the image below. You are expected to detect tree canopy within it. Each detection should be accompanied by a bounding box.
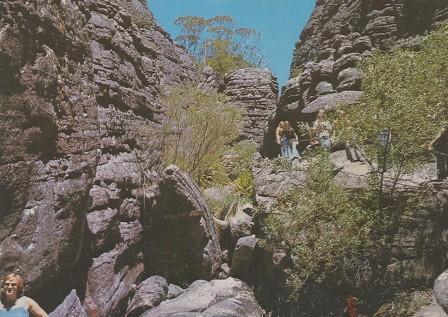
[174,15,263,75]
[338,24,448,205]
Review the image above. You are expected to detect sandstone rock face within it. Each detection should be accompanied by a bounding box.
[143,165,222,284]
[224,68,279,143]
[49,290,88,317]
[197,65,223,92]
[141,278,264,317]
[126,275,168,317]
[231,235,258,280]
[435,270,448,314]
[0,0,195,313]
[275,0,448,125]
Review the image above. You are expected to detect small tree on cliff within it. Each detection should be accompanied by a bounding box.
[174,15,263,75]
[340,24,448,210]
[161,85,242,185]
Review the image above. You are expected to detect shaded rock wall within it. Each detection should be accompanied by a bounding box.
[0,0,195,314]
[143,165,222,284]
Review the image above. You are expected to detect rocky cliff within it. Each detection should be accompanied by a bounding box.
[0,0,241,315]
[277,0,448,122]
[223,68,278,144]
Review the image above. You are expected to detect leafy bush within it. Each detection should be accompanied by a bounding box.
[221,141,257,179]
[340,24,448,208]
[233,169,253,197]
[261,151,375,298]
[373,288,433,317]
[161,85,242,185]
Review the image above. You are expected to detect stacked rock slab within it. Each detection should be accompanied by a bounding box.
[0,0,195,314]
[278,0,448,120]
[224,68,279,144]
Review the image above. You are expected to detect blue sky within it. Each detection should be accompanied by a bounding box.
[147,0,316,87]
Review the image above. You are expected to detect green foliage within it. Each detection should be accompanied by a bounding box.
[340,24,448,203]
[162,85,242,185]
[233,169,254,197]
[373,288,433,317]
[261,151,374,298]
[174,15,263,75]
[222,141,257,179]
[206,189,250,219]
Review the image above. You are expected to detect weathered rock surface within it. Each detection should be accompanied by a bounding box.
[413,303,448,317]
[224,68,278,143]
[267,0,448,153]
[126,275,168,317]
[49,290,88,317]
[141,278,264,317]
[167,284,185,300]
[435,270,448,314]
[228,205,254,243]
[231,235,258,280]
[143,165,222,284]
[0,0,195,313]
[197,65,223,92]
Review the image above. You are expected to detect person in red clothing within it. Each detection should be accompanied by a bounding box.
[344,295,358,317]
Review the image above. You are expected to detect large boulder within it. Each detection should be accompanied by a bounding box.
[143,165,222,284]
[141,278,264,317]
[435,270,448,314]
[231,235,258,280]
[126,275,168,317]
[49,290,88,317]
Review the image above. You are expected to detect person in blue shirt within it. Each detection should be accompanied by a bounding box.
[0,274,47,317]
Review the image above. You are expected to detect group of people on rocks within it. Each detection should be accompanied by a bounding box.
[276,109,335,160]
[276,108,448,182]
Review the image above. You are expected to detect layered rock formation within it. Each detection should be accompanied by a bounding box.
[223,68,278,143]
[278,0,448,122]
[143,165,222,284]
[0,0,198,315]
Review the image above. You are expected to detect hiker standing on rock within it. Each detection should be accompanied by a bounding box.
[277,121,299,160]
[283,121,299,159]
[0,273,48,317]
[313,110,332,150]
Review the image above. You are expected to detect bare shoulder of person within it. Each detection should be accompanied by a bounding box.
[16,296,32,307]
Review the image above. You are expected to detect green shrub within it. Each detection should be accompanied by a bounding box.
[161,85,242,185]
[222,141,257,179]
[340,24,448,209]
[261,151,375,298]
[233,169,253,197]
[373,288,433,317]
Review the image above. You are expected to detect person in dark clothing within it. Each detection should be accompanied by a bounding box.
[428,127,448,180]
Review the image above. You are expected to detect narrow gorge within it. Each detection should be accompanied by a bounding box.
[1,0,448,316]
